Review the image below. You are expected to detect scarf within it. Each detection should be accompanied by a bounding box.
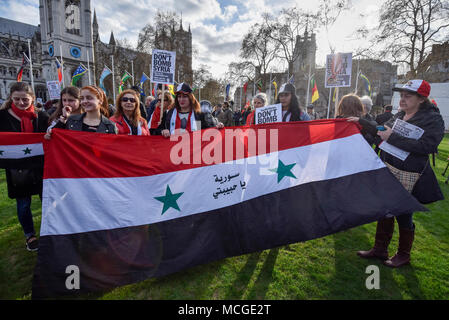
[119,115,142,135]
[11,102,37,132]
[169,108,197,135]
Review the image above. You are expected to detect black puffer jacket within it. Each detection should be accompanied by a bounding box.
[360,106,445,204]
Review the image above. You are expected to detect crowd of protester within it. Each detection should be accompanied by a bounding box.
[0,79,444,270]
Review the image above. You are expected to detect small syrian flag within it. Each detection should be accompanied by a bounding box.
[0,132,44,169]
[32,121,425,298]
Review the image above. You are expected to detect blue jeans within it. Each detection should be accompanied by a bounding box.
[16,197,35,239]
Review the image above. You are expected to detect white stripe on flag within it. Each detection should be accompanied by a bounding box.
[41,134,385,236]
[0,143,43,159]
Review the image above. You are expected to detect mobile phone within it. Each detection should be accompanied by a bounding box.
[376,126,386,131]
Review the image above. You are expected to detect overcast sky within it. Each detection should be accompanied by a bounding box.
[0,0,385,82]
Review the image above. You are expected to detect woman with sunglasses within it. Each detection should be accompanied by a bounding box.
[148,90,174,135]
[47,86,117,135]
[110,89,150,136]
[159,83,223,138]
[0,82,49,252]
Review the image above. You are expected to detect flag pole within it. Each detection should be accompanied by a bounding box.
[306,61,312,105]
[269,73,272,105]
[355,59,360,94]
[160,85,165,124]
[27,39,34,93]
[111,55,116,102]
[327,88,332,119]
[60,45,65,88]
[87,50,91,85]
[131,60,134,85]
[334,87,339,118]
[239,83,242,109]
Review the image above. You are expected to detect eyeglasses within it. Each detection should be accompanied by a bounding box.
[121,97,136,103]
[12,97,30,103]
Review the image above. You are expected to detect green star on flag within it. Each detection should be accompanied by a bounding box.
[154,185,184,215]
[22,147,32,155]
[270,160,297,183]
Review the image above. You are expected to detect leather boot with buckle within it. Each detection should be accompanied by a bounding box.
[357,217,394,261]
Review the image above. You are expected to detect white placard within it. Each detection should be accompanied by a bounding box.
[255,104,282,124]
[46,81,61,100]
[379,119,424,161]
[150,49,176,85]
[325,52,352,88]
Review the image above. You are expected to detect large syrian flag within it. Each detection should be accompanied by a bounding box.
[31,120,425,298]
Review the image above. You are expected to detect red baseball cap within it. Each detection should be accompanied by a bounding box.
[392,79,431,97]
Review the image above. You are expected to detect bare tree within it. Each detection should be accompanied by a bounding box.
[240,23,277,83]
[263,8,320,75]
[374,0,449,77]
[136,11,180,54]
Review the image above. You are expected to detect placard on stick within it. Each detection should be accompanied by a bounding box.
[151,49,176,85]
[46,81,61,100]
[255,104,282,125]
[325,52,352,88]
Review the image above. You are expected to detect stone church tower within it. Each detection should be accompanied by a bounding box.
[39,0,94,87]
[292,29,317,105]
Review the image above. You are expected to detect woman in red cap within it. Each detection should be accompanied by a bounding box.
[0,82,49,251]
[159,83,223,137]
[349,79,445,268]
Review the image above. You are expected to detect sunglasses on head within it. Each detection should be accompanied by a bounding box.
[121,97,136,103]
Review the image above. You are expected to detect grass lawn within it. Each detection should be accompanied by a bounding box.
[1,135,448,300]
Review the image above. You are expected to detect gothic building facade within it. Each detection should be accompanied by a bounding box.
[0,0,193,103]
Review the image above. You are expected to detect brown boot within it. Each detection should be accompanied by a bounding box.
[357,217,394,260]
[384,226,415,268]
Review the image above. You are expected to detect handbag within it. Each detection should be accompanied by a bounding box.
[385,161,427,193]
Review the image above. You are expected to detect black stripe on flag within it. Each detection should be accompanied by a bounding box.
[32,167,426,298]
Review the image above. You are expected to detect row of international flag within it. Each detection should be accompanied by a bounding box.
[15,55,372,103]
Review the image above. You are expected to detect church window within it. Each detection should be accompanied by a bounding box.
[65,0,81,35]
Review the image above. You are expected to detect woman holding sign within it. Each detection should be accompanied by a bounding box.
[350,80,444,268]
[159,83,223,138]
[245,93,268,125]
[275,83,310,122]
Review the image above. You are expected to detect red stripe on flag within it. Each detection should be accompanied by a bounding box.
[0,132,45,145]
[43,120,361,179]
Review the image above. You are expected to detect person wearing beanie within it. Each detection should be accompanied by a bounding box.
[275,83,310,122]
[349,79,445,268]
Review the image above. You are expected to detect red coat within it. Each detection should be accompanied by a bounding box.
[245,111,255,125]
[109,115,150,136]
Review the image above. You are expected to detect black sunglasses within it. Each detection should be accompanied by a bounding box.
[121,97,136,103]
